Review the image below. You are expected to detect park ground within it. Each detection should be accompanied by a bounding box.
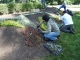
[0,5,80,60]
[0,7,57,60]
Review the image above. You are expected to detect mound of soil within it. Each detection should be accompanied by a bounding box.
[22,26,44,46]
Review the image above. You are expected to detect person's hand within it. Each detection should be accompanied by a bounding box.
[58,20,63,22]
[36,25,40,29]
[37,28,44,34]
[37,28,42,32]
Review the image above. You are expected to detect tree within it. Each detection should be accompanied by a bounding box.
[57,0,62,5]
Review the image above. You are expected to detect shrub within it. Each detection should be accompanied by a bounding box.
[52,1,58,5]
[7,2,15,13]
[21,3,34,11]
[37,3,44,9]
[74,12,80,15]
[0,12,3,15]
[15,3,22,12]
[38,16,47,30]
[0,4,8,14]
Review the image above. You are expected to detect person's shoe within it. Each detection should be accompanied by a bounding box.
[70,26,76,34]
[57,35,60,39]
[44,38,50,41]
[52,38,58,43]
[70,28,76,34]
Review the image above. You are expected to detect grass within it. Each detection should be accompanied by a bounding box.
[43,14,80,60]
[0,20,25,28]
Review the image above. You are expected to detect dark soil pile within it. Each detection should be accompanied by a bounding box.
[22,26,44,46]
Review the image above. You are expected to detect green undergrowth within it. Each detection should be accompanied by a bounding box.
[0,20,25,28]
[43,14,80,60]
[38,16,47,30]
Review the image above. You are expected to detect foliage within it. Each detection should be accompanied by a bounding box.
[0,4,8,14]
[0,0,80,5]
[21,3,43,11]
[52,1,58,5]
[0,20,25,28]
[37,3,44,9]
[0,3,43,14]
[15,3,22,12]
[38,16,47,31]
[47,13,60,21]
[74,12,80,15]
[7,2,16,13]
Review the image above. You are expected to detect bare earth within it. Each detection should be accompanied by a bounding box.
[0,7,57,60]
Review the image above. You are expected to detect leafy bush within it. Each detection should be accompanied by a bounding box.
[0,3,43,14]
[21,3,34,11]
[0,20,25,28]
[52,1,58,5]
[33,3,38,9]
[0,4,8,14]
[0,12,3,15]
[74,12,80,15]
[15,3,22,12]
[37,3,44,9]
[38,16,47,30]
[7,2,15,13]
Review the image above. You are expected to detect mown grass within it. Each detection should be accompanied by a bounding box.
[43,14,80,60]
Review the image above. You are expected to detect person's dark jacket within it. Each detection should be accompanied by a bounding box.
[67,9,74,16]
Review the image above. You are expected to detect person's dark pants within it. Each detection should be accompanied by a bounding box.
[58,5,66,11]
[60,24,75,34]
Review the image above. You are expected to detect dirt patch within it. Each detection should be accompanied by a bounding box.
[0,27,50,60]
[25,7,58,26]
[25,13,46,25]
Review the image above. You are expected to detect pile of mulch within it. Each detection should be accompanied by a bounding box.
[22,26,44,46]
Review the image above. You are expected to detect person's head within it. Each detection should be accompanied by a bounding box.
[62,11,67,15]
[67,9,69,12]
[42,15,50,22]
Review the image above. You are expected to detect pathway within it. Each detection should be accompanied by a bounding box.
[48,5,80,11]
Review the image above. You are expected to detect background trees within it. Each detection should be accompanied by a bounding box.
[0,0,80,5]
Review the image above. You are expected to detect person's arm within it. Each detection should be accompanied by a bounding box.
[58,16,64,22]
[59,20,63,22]
[36,20,44,29]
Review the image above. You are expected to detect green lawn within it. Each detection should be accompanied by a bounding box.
[44,14,80,60]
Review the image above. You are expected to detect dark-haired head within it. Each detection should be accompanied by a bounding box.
[63,11,67,13]
[67,9,69,11]
[62,11,67,15]
[42,15,50,22]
